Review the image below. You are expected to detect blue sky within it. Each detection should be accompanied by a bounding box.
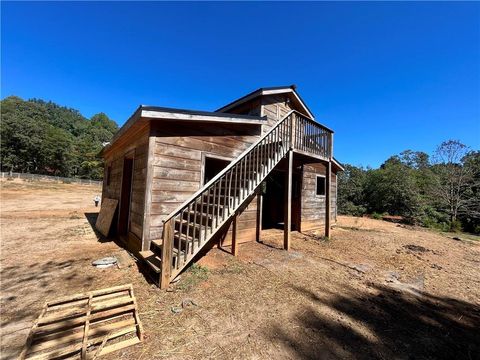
[2,1,479,167]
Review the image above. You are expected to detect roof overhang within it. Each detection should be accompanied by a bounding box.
[216,85,315,119]
[332,158,345,172]
[141,106,265,124]
[103,105,266,155]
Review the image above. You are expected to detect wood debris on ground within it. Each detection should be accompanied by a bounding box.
[19,284,143,360]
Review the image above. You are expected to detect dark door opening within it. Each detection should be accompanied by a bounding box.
[118,156,134,235]
[204,156,230,184]
[262,171,301,230]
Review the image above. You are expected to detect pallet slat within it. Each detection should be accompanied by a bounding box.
[20,284,142,359]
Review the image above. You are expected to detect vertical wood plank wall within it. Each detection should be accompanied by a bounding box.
[102,123,150,251]
[261,95,292,132]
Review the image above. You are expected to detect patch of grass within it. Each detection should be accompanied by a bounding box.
[441,231,480,242]
[176,263,209,291]
[219,259,245,275]
[336,225,377,233]
[371,212,384,220]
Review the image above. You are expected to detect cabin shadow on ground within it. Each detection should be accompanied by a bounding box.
[267,284,480,360]
[84,212,111,243]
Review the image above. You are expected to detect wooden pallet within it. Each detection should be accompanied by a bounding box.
[19,284,143,360]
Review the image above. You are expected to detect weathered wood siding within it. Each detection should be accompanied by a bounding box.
[219,94,292,133]
[221,193,260,246]
[301,163,338,231]
[147,121,262,241]
[102,123,149,249]
[261,94,292,132]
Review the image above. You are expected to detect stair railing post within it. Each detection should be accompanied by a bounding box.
[284,149,293,251]
[289,113,295,150]
[160,219,174,289]
[232,212,238,256]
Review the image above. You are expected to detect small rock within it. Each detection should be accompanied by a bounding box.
[452,237,462,241]
[92,257,117,267]
[182,298,198,308]
[171,306,183,314]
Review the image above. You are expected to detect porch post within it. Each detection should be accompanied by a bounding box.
[160,219,173,289]
[325,160,332,238]
[232,213,238,256]
[256,192,262,243]
[284,150,293,250]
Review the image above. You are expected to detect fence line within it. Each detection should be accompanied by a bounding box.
[0,172,102,186]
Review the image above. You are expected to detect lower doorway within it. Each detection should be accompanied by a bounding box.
[262,170,301,231]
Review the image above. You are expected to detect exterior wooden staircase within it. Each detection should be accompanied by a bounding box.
[139,111,333,288]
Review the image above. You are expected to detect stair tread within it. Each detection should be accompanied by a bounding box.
[151,239,185,256]
[139,250,162,273]
[175,218,205,227]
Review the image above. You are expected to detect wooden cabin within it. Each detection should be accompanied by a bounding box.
[101,85,343,288]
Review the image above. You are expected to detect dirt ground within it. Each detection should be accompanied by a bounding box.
[1,180,479,360]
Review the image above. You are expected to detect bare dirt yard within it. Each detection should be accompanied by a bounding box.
[1,180,479,360]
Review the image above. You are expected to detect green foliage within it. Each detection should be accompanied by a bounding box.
[450,220,463,233]
[177,264,209,291]
[364,158,421,218]
[337,164,368,216]
[338,140,479,234]
[0,96,118,179]
[371,212,384,220]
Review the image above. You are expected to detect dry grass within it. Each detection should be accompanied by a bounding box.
[1,180,479,360]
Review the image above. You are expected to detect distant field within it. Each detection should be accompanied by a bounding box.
[1,180,479,360]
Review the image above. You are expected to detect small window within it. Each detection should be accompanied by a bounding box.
[106,165,112,186]
[316,175,326,196]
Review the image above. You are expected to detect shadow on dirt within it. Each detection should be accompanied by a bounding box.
[84,212,111,243]
[0,259,94,327]
[267,284,480,360]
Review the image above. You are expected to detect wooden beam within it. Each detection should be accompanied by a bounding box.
[256,192,262,242]
[284,150,293,250]
[325,160,332,238]
[232,214,238,256]
[141,128,155,251]
[160,220,173,289]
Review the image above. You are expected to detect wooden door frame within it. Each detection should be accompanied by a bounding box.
[117,150,135,235]
[200,153,234,186]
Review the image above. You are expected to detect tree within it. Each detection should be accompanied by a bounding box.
[337,164,367,215]
[0,96,118,179]
[364,158,421,218]
[431,140,472,224]
[460,151,480,232]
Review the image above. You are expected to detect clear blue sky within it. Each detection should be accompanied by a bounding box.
[2,2,479,167]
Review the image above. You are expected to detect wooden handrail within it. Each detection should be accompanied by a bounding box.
[162,110,330,223]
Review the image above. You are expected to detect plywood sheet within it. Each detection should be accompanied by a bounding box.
[95,198,118,237]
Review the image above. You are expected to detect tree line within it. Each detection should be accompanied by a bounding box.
[1,96,118,180]
[338,140,480,234]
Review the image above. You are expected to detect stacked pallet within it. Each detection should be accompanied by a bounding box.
[19,284,143,359]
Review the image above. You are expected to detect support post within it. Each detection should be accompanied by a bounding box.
[232,214,238,256]
[284,150,293,250]
[256,192,262,243]
[325,160,332,238]
[160,219,173,289]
